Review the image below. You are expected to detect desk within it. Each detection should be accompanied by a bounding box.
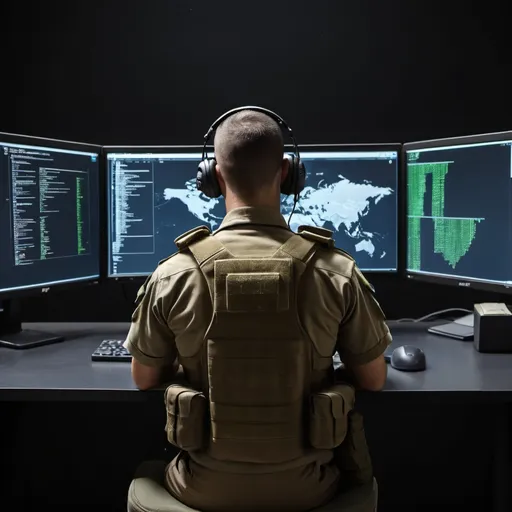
[0,322,510,511]
[1,322,512,401]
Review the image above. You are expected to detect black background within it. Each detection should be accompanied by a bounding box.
[2,0,510,320]
[1,1,512,510]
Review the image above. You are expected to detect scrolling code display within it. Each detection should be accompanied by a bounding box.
[108,152,224,277]
[0,142,100,293]
[406,141,512,286]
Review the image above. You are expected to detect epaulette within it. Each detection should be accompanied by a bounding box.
[174,225,211,250]
[297,225,334,248]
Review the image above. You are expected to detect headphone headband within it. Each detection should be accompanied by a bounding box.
[197,105,306,201]
[202,105,300,160]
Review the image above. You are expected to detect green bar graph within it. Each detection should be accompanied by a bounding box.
[407,162,484,270]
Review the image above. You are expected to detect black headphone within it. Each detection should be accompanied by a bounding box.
[196,106,306,199]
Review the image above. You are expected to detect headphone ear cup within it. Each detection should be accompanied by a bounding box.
[281,154,306,196]
[197,158,222,198]
[296,158,306,195]
[280,154,295,196]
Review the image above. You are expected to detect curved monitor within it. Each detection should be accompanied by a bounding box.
[404,131,512,293]
[283,144,400,272]
[0,133,101,299]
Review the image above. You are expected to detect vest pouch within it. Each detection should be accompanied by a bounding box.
[164,385,207,451]
[335,411,373,486]
[309,384,355,449]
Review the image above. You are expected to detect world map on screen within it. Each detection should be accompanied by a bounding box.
[281,174,394,260]
[159,159,396,270]
[162,178,223,230]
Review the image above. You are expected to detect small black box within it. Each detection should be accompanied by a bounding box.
[473,303,512,353]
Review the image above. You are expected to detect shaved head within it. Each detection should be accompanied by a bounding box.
[214,110,284,199]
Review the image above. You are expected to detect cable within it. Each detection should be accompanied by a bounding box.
[287,194,299,228]
[396,307,472,323]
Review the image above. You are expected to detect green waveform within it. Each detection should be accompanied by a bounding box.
[433,217,478,268]
[407,162,482,270]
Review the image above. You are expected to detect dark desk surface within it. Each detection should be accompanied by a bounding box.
[1,322,512,401]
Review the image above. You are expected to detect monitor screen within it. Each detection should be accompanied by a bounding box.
[405,135,512,292]
[282,147,399,272]
[107,146,399,277]
[107,149,224,277]
[0,136,100,295]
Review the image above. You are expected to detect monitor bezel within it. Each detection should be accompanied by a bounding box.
[102,145,212,282]
[103,143,403,280]
[403,130,512,294]
[0,132,102,300]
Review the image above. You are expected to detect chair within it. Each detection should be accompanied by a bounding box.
[128,461,199,512]
[127,460,377,512]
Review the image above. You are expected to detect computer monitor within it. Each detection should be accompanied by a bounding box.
[282,145,400,272]
[404,131,512,293]
[0,133,101,348]
[105,146,221,278]
[106,144,400,277]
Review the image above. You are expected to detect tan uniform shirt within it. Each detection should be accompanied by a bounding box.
[125,206,391,510]
[126,206,391,368]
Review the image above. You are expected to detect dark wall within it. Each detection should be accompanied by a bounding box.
[2,0,511,321]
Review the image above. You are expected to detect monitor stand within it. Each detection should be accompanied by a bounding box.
[427,313,474,341]
[0,299,64,349]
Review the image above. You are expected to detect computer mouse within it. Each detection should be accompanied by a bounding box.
[390,345,426,372]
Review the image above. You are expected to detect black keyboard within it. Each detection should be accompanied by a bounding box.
[91,339,132,362]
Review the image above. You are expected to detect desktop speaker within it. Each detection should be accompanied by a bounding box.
[473,303,512,353]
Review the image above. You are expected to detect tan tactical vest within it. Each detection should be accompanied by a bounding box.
[172,224,338,465]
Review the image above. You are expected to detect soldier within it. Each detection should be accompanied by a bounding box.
[125,107,390,511]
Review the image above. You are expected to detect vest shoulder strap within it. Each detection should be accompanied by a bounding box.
[298,225,356,263]
[273,233,318,263]
[188,235,227,266]
[297,225,334,248]
[275,225,337,263]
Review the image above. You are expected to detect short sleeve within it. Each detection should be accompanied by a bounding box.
[124,276,178,368]
[336,267,392,366]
